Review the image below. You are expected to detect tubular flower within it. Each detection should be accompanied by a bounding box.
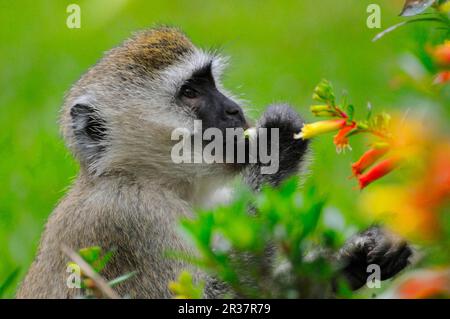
[358,156,402,189]
[351,145,390,176]
[333,123,356,153]
[297,119,347,140]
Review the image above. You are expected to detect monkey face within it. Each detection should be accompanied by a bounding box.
[63,28,248,178]
[176,62,248,132]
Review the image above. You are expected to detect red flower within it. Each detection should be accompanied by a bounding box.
[358,156,401,189]
[397,271,449,299]
[351,146,390,176]
[333,123,356,153]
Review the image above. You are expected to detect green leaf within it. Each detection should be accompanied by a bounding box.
[109,271,137,287]
[366,102,373,121]
[93,250,114,273]
[341,91,348,109]
[373,17,447,42]
[346,104,354,121]
[301,197,326,239]
[169,271,204,299]
[77,246,114,273]
[79,246,102,264]
[0,268,20,297]
[279,176,299,198]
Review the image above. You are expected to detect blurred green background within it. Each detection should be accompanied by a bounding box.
[0,0,447,297]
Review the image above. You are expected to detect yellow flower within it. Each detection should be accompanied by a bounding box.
[359,185,438,241]
[297,119,347,140]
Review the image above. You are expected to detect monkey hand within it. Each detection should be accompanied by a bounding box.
[243,104,309,191]
[336,226,413,290]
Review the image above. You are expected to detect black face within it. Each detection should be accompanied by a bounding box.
[176,63,248,131]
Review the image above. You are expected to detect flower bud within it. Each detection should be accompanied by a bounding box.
[312,80,335,103]
[310,105,336,117]
[310,105,330,112]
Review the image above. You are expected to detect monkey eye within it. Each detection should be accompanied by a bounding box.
[180,85,199,99]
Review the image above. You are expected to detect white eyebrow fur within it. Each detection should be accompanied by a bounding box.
[156,49,228,95]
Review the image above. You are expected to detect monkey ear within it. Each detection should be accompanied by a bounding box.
[70,103,107,162]
[70,104,106,141]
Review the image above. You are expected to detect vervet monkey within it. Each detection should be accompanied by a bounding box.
[17,27,411,298]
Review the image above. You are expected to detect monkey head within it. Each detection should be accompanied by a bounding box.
[61,27,248,181]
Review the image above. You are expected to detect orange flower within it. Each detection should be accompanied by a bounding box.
[413,143,450,210]
[351,145,390,176]
[430,40,450,66]
[297,119,347,140]
[358,156,401,189]
[397,270,450,299]
[359,143,450,241]
[333,123,356,153]
[434,71,450,85]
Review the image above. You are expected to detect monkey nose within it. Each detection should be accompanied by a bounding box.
[225,108,240,116]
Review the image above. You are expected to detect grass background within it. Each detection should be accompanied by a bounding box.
[0,0,447,297]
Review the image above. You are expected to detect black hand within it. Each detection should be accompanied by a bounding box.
[337,226,413,290]
[243,104,309,191]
